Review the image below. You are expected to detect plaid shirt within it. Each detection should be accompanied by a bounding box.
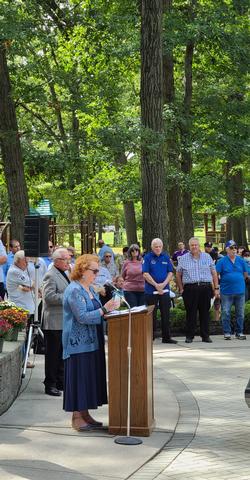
[176,252,215,284]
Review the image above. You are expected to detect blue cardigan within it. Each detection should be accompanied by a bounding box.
[62,281,103,360]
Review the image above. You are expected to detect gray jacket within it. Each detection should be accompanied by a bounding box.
[42,265,70,330]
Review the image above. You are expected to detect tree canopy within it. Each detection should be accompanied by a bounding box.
[0,0,249,248]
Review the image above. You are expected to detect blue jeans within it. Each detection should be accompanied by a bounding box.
[220,293,245,335]
[124,291,145,308]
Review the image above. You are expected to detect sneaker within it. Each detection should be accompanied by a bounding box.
[224,334,231,340]
[235,333,246,340]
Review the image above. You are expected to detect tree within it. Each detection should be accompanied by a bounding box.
[0,42,29,241]
[141,0,168,250]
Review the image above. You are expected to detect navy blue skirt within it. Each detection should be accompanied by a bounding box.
[63,324,107,412]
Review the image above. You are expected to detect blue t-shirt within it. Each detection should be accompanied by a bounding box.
[216,255,247,295]
[142,251,173,294]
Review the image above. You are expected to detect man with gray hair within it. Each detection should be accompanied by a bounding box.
[142,238,177,344]
[176,237,219,343]
[6,250,35,314]
[42,248,71,396]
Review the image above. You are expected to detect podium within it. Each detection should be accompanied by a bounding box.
[107,305,155,437]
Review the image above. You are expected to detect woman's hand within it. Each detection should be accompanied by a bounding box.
[104,298,120,312]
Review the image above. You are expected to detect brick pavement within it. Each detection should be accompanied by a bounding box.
[129,338,250,480]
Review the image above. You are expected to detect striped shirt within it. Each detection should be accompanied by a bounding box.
[176,252,215,284]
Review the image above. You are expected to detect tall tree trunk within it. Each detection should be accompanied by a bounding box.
[123,201,138,246]
[141,0,168,251]
[0,43,29,244]
[225,159,248,246]
[163,0,184,254]
[115,152,138,244]
[180,39,195,245]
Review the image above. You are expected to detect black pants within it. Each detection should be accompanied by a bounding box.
[182,284,212,339]
[145,293,171,340]
[44,330,64,389]
[0,282,5,300]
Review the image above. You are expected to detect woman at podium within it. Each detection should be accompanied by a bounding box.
[62,254,119,431]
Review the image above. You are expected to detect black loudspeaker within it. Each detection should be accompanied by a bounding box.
[24,216,49,257]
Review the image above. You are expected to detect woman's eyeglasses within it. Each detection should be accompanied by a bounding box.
[87,268,99,274]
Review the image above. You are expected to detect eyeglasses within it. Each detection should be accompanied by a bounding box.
[104,255,112,258]
[87,268,99,274]
[57,258,70,262]
[131,248,139,252]
[229,246,237,250]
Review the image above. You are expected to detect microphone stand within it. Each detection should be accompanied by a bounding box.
[109,286,142,446]
[22,259,44,378]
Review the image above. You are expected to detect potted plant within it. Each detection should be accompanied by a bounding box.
[0,318,12,353]
[0,302,28,341]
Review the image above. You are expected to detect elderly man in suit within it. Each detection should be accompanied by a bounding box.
[42,248,71,396]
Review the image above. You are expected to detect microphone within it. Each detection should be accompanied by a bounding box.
[105,282,130,309]
[105,281,117,293]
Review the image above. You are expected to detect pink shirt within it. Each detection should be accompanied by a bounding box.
[122,260,145,292]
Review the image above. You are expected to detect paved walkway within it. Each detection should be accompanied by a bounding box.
[1,336,250,479]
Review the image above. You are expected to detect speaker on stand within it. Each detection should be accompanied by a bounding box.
[22,215,49,376]
[23,215,49,257]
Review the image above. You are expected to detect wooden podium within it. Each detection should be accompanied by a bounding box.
[107,305,155,437]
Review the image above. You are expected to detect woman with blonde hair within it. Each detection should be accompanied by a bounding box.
[62,254,119,431]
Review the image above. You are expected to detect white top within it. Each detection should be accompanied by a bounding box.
[0,239,7,283]
[27,258,48,288]
[6,264,35,314]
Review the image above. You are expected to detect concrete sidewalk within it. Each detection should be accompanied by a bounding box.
[1,336,250,479]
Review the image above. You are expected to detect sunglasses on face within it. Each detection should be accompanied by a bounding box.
[105,255,112,258]
[229,246,237,250]
[87,268,99,274]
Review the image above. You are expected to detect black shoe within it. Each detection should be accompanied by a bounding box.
[45,387,62,397]
[56,384,64,391]
[235,333,246,340]
[202,337,212,343]
[162,338,178,344]
[185,337,193,343]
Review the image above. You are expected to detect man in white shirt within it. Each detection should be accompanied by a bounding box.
[6,250,35,314]
[0,239,7,300]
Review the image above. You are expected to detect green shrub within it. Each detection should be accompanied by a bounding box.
[170,308,186,331]
[174,297,186,311]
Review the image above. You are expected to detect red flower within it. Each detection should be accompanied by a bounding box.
[0,319,12,338]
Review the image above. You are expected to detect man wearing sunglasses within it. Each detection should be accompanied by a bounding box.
[216,240,248,340]
[42,248,71,396]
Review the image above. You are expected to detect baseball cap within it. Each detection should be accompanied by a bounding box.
[225,240,237,248]
[204,242,213,248]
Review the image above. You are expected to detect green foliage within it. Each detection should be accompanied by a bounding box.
[0,0,249,234]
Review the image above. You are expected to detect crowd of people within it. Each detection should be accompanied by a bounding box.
[0,233,249,431]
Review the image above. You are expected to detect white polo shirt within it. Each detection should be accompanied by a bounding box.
[6,265,35,314]
[0,240,7,283]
